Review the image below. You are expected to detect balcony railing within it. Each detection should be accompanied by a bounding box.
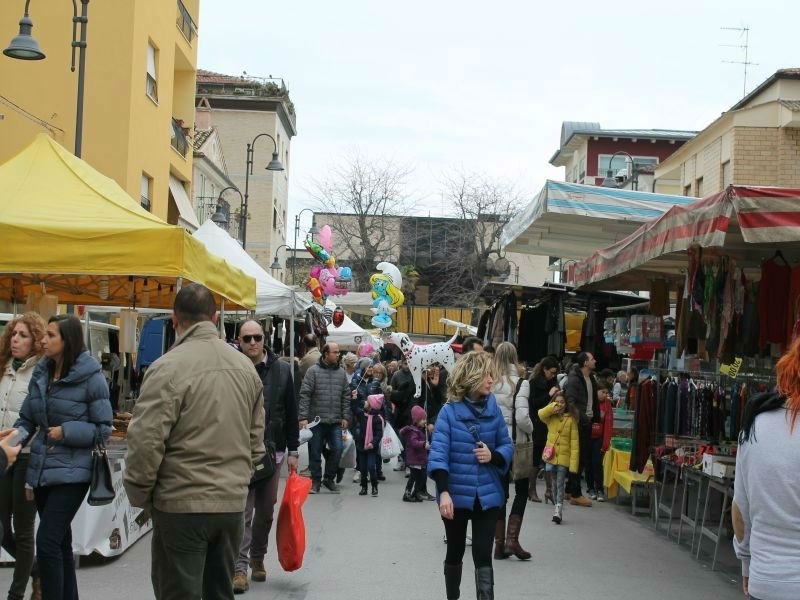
[170,118,189,157]
[176,0,197,43]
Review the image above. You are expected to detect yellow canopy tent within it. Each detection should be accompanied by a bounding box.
[0,134,255,309]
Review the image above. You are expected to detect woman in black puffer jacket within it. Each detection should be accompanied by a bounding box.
[528,356,561,504]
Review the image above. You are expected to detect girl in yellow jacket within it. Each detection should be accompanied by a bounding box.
[538,392,580,524]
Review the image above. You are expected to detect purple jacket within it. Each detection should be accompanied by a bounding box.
[400,424,428,467]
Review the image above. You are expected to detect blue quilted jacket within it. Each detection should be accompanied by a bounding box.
[428,395,513,510]
[15,352,112,488]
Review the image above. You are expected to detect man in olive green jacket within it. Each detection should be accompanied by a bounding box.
[124,284,265,600]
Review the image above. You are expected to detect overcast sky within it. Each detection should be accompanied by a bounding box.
[198,0,799,229]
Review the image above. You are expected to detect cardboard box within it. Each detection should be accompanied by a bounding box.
[702,454,735,479]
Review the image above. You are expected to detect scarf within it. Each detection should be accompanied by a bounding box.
[364,411,384,450]
[463,395,488,417]
[11,358,24,371]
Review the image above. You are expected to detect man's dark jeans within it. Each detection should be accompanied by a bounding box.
[151,509,243,600]
[34,482,90,600]
[567,421,591,497]
[308,422,343,483]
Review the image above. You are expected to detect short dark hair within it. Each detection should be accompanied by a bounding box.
[574,352,591,368]
[596,381,611,392]
[599,368,615,379]
[303,333,317,349]
[173,284,216,327]
[48,315,86,378]
[462,336,483,353]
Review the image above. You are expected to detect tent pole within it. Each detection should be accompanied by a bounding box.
[289,287,295,374]
[219,299,225,339]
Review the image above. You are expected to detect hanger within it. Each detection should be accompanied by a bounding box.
[773,250,789,266]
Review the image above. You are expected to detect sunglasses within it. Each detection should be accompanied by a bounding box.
[241,334,263,343]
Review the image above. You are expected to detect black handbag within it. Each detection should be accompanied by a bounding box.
[250,441,277,489]
[88,438,115,506]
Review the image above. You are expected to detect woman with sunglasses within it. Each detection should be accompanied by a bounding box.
[0,312,47,600]
[15,315,112,600]
[429,351,513,600]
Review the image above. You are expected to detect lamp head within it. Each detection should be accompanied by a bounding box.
[266,152,284,171]
[3,15,45,60]
[308,222,319,235]
[270,256,283,270]
[210,206,229,228]
[600,169,618,188]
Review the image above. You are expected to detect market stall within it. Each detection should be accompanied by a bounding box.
[0,134,256,310]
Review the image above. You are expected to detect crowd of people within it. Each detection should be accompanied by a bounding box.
[0,291,659,600]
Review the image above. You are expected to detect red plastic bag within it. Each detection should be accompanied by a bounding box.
[276,470,312,571]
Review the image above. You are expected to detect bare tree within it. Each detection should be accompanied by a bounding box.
[307,153,413,290]
[431,170,522,306]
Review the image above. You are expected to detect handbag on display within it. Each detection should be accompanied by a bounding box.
[510,378,535,481]
[541,416,567,463]
[88,437,115,506]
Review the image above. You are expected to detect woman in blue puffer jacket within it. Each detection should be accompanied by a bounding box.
[429,351,513,600]
[15,315,112,600]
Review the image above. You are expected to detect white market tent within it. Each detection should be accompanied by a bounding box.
[500,180,696,259]
[318,299,377,351]
[193,220,310,318]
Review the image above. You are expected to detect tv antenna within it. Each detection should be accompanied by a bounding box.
[721,26,757,98]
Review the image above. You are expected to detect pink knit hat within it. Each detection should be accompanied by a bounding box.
[367,394,384,411]
[411,405,427,423]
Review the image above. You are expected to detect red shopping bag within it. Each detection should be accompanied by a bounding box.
[276,470,312,571]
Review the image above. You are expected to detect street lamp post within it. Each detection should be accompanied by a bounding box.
[4,0,90,157]
[600,150,639,190]
[293,208,319,286]
[242,133,284,249]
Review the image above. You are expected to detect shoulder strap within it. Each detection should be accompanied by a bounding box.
[511,377,524,441]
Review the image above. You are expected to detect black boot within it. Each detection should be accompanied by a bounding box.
[359,475,368,496]
[443,561,462,600]
[371,479,378,497]
[403,489,421,502]
[475,566,494,600]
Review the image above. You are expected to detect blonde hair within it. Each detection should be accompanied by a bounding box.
[0,312,47,373]
[372,362,387,381]
[342,353,358,367]
[447,351,494,401]
[492,341,522,388]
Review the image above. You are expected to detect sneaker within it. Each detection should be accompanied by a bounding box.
[415,491,435,502]
[403,491,421,502]
[321,478,340,493]
[250,559,266,582]
[596,492,606,503]
[232,571,249,594]
[309,481,321,494]
[588,490,598,500]
[353,470,361,483]
[335,468,345,484]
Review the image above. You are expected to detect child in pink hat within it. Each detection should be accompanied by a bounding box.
[356,394,385,496]
[400,405,433,502]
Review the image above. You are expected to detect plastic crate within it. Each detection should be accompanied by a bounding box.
[611,437,632,451]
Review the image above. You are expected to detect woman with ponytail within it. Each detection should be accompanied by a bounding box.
[731,337,800,600]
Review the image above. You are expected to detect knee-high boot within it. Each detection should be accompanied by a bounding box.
[544,471,554,505]
[443,561,462,600]
[528,467,541,502]
[504,514,532,560]
[493,506,510,559]
[475,566,494,600]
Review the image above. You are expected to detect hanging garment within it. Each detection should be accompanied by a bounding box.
[758,256,791,348]
[649,280,670,317]
[518,304,548,365]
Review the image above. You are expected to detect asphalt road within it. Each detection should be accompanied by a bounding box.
[0,451,744,600]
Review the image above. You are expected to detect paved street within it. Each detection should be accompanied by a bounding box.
[0,450,744,600]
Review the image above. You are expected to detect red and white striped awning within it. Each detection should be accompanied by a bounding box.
[573,185,800,290]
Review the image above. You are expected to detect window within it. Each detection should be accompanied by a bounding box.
[141,173,152,211]
[695,177,704,198]
[683,184,691,197]
[146,42,158,102]
[597,154,658,177]
[273,206,278,230]
[722,161,732,188]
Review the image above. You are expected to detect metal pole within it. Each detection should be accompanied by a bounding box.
[73,0,89,157]
[242,144,253,248]
[289,215,298,365]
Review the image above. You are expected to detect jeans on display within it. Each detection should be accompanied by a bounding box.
[442,498,499,569]
[151,508,243,600]
[34,482,90,600]
[308,422,343,483]
[235,456,283,573]
[0,453,37,597]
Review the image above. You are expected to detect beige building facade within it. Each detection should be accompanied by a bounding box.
[195,71,296,270]
[655,69,800,195]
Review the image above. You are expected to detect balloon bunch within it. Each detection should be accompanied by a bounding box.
[303,225,352,306]
[370,261,404,329]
